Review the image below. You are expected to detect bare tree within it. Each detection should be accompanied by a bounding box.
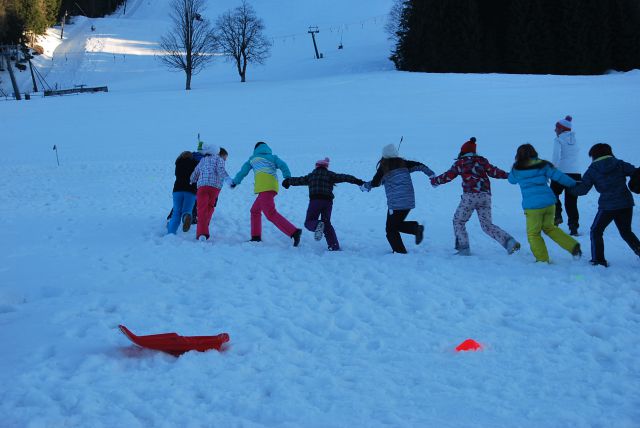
[159,0,217,90]
[215,1,270,83]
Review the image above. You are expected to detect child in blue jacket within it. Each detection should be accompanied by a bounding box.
[508,144,581,263]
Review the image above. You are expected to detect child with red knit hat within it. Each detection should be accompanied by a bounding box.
[282,157,364,251]
[431,137,520,255]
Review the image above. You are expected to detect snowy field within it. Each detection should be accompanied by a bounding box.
[1,0,640,426]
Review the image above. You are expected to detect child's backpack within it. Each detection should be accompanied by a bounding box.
[629,168,640,194]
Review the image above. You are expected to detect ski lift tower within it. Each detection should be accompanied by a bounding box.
[308,26,321,59]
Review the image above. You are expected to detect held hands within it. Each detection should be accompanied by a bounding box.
[360,183,371,192]
[429,177,438,188]
[282,178,290,189]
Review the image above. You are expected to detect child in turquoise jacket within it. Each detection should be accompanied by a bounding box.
[232,142,302,246]
[508,144,581,262]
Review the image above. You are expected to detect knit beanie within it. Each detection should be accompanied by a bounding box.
[556,115,573,132]
[201,142,219,156]
[459,137,477,155]
[382,144,399,159]
[315,157,330,168]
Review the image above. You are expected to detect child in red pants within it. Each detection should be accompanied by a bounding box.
[190,144,230,241]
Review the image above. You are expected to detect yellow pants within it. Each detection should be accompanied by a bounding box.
[525,205,578,262]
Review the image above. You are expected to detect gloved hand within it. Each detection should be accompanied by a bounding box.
[429,177,438,188]
[230,181,237,189]
[282,178,290,189]
[360,183,370,192]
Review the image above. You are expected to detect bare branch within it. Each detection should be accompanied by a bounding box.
[214,0,271,82]
[158,0,218,89]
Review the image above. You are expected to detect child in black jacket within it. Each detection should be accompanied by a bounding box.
[283,157,363,250]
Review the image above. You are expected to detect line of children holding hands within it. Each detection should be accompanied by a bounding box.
[167,119,640,267]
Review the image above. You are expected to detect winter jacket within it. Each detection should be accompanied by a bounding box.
[190,154,229,189]
[364,158,434,210]
[508,159,576,210]
[287,167,363,200]
[173,155,199,194]
[431,154,507,194]
[629,168,640,194]
[571,156,636,210]
[552,131,580,173]
[233,143,291,194]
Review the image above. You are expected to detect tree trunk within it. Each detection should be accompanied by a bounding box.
[241,57,247,82]
[186,69,192,90]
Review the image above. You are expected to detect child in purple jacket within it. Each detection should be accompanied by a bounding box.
[283,157,364,251]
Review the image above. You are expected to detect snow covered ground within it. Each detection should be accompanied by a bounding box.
[1,0,640,426]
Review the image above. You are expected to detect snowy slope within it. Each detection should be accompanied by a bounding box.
[1,0,640,426]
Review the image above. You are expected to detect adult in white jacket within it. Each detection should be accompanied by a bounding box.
[551,115,581,235]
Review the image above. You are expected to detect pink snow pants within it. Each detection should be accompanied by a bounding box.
[250,191,297,238]
[196,186,221,239]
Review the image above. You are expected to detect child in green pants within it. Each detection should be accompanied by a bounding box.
[508,144,582,262]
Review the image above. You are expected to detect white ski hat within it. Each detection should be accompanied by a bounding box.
[556,115,573,132]
[382,143,399,158]
[201,142,219,156]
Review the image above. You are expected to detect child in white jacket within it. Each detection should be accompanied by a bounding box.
[551,115,581,235]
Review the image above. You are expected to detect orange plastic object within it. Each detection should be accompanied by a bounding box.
[455,339,482,352]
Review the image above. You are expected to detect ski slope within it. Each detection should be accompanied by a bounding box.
[1,1,640,426]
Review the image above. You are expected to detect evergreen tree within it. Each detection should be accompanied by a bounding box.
[391,0,640,75]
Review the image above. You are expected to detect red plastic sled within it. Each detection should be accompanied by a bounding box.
[119,325,229,356]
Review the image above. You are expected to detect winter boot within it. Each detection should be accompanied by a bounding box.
[506,238,521,255]
[292,229,302,247]
[250,236,262,242]
[554,216,563,226]
[571,243,582,260]
[415,224,425,245]
[569,226,579,236]
[314,221,325,241]
[590,259,609,267]
[182,214,192,232]
[197,235,208,242]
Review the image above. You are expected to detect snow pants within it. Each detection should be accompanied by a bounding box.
[304,199,339,250]
[196,186,221,239]
[386,209,419,254]
[524,204,578,262]
[250,191,297,238]
[590,207,640,263]
[551,173,581,231]
[167,191,196,234]
[453,192,513,250]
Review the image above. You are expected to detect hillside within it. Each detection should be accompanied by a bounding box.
[1,1,640,426]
